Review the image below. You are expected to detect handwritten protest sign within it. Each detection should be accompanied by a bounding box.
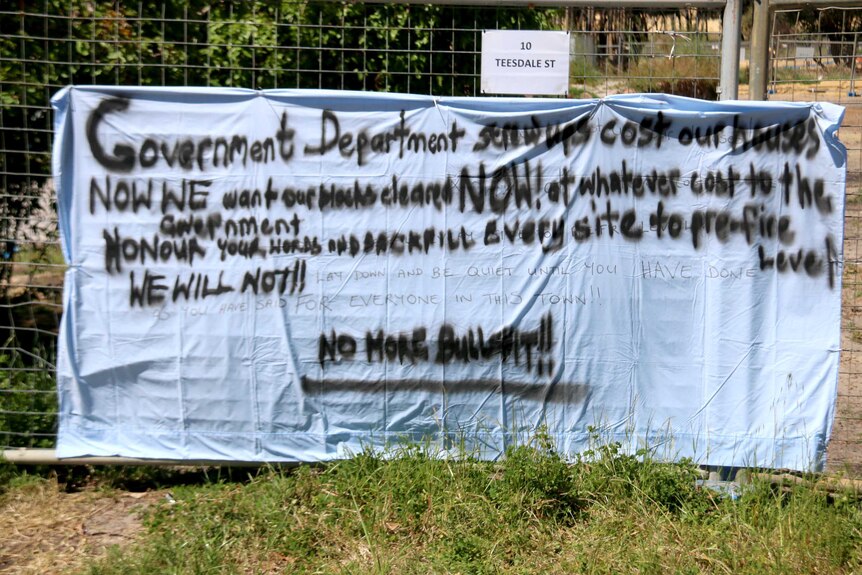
[52,87,846,469]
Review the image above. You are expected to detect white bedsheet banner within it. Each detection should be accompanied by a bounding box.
[52,87,846,469]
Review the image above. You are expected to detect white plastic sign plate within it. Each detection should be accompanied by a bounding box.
[481,30,570,96]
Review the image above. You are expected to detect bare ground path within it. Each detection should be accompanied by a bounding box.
[0,479,165,575]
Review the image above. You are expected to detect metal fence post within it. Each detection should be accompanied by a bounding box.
[720,0,741,99]
[750,0,771,100]
[850,32,859,97]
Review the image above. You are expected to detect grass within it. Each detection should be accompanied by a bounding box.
[765,65,856,86]
[1,432,839,574]
[621,35,720,100]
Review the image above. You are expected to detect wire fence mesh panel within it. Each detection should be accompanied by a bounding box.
[0,0,727,454]
[759,6,862,473]
[3,1,859,471]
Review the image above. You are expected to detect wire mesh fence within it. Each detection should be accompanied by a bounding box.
[757,6,862,472]
[1,0,861,471]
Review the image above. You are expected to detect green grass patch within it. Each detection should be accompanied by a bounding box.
[70,433,862,575]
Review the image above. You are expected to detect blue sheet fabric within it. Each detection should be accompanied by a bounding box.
[51,87,846,469]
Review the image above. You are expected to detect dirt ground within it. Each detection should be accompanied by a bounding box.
[0,480,166,575]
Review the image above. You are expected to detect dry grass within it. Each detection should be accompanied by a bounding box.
[0,476,164,575]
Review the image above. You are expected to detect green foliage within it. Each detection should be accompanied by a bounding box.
[0,459,17,491]
[719,478,862,573]
[1,1,561,99]
[0,465,54,496]
[575,436,709,515]
[492,429,580,523]
[0,344,57,449]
